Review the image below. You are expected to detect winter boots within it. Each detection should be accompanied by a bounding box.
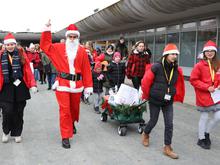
[141,132,149,147]
[163,145,179,159]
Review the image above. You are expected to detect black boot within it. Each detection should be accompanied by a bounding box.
[197,139,210,149]
[62,138,70,149]
[205,132,211,146]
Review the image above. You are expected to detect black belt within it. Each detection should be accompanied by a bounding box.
[58,72,81,81]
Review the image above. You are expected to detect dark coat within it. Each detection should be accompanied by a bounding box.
[107,61,126,88]
[92,71,106,93]
[149,60,178,106]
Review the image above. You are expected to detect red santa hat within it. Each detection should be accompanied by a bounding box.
[203,40,217,52]
[113,52,121,59]
[65,24,80,37]
[163,43,179,56]
[4,33,17,45]
[94,62,102,70]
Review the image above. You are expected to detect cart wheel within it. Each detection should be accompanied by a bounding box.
[138,125,144,134]
[101,113,107,122]
[118,126,127,136]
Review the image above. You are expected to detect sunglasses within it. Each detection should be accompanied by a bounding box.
[68,35,78,39]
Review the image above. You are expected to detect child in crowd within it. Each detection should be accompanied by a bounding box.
[92,62,105,114]
[107,52,126,90]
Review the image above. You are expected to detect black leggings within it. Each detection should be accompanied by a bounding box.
[1,101,26,136]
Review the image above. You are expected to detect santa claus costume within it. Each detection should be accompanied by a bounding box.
[40,22,93,149]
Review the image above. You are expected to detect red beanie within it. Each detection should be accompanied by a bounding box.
[113,52,121,59]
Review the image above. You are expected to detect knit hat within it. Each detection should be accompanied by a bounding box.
[163,43,179,56]
[203,40,217,52]
[94,62,102,70]
[106,45,114,51]
[65,24,80,37]
[113,52,121,59]
[4,33,16,45]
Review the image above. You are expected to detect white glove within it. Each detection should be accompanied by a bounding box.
[30,87,38,94]
[84,92,92,99]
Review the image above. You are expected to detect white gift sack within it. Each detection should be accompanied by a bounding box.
[114,84,139,105]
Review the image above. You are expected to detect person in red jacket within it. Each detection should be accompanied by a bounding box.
[190,40,220,150]
[26,43,41,81]
[0,33,37,143]
[141,43,185,159]
[40,20,93,149]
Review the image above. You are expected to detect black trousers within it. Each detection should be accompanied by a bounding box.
[1,101,26,136]
[131,77,142,90]
[144,102,173,145]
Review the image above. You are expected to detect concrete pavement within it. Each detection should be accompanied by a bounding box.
[0,81,219,165]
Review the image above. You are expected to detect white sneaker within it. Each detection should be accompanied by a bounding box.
[14,136,22,143]
[2,133,9,143]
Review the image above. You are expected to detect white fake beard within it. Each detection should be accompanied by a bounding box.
[65,38,79,60]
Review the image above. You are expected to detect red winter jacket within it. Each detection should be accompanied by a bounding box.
[190,60,220,107]
[26,51,41,69]
[141,64,185,103]
[0,49,36,91]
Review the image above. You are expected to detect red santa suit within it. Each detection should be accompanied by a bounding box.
[40,24,93,139]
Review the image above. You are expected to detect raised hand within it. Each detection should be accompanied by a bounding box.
[46,19,51,27]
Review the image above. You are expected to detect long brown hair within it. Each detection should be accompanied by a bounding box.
[17,47,26,65]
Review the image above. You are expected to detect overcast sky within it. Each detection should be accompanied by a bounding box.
[0,0,119,33]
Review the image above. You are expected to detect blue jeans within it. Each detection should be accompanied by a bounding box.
[34,69,40,81]
[47,73,56,88]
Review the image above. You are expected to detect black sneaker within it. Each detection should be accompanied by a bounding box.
[197,139,210,149]
[62,138,70,149]
[205,132,211,146]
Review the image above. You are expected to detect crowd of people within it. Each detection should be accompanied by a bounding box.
[0,20,220,160]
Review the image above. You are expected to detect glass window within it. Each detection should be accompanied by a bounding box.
[197,28,217,61]
[167,25,180,31]
[136,30,145,42]
[200,19,216,27]
[128,39,136,54]
[145,35,154,62]
[179,31,196,67]
[183,22,196,28]
[167,33,179,45]
[154,34,165,62]
[146,29,154,33]
[156,27,166,32]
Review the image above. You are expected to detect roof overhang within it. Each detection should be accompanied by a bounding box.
[55,0,220,40]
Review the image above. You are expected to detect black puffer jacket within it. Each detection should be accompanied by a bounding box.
[149,60,178,106]
[107,61,126,88]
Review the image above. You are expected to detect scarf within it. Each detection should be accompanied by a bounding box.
[1,49,23,83]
